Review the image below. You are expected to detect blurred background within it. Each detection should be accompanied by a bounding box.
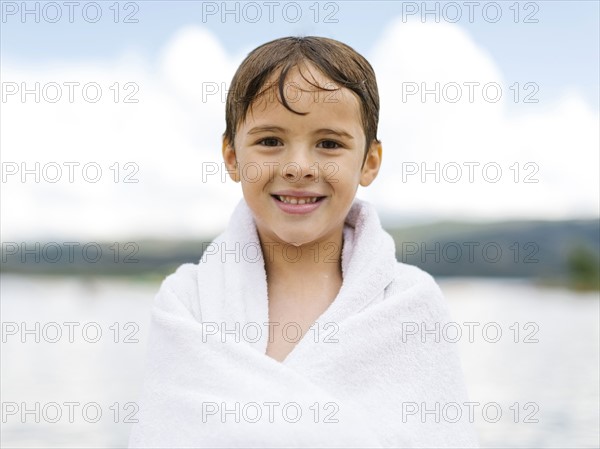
[1,1,599,447]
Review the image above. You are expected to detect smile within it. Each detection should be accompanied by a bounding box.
[270,194,326,215]
[273,195,324,204]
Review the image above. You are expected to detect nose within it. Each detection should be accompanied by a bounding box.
[282,147,316,182]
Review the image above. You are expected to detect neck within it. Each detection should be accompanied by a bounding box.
[259,229,344,283]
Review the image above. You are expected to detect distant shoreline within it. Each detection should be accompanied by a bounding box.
[2,219,599,290]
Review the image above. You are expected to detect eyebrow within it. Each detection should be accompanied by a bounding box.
[247,125,354,140]
[315,128,355,140]
[247,125,287,135]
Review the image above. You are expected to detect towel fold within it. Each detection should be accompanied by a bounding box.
[129,197,479,448]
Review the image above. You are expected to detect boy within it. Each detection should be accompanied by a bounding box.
[130,36,478,447]
[221,36,382,362]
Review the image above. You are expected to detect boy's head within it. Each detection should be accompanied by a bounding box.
[223,36,380,164]
[221,36,383,248]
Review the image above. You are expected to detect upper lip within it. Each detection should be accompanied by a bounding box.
[271,190,326,198]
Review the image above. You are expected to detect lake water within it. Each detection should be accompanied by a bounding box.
[1,275,598,447]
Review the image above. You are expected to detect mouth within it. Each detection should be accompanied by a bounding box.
[270,194,327,215]
[270,194,327,205]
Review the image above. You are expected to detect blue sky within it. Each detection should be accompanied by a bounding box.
[2,1,599,106]
[1,1,599,239]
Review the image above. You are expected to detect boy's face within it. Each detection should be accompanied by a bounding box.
[223,62,382,249]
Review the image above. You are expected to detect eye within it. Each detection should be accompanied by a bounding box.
[318,140,342,150]
[257,137,281,147]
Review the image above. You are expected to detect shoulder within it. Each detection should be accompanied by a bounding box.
[384,261,450,318]
[160,262,198,295]
[153,263,201,320]
[389,261,442,294]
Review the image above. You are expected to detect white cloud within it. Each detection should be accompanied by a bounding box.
[1,21,598,241]
[362,19,599,221]
[1,26,243,241]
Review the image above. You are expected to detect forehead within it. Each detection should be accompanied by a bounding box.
[241,62,363,133]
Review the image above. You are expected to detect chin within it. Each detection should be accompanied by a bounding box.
[275,235,311,247]
[273,229,321,247]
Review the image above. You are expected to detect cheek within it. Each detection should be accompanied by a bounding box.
[241,163,265,186]
[326,159,363,186]
[236,153,272,187]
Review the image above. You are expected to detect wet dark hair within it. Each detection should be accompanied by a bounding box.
[223,36,380,163]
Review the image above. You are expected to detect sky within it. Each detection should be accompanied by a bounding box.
[1,0,599,240]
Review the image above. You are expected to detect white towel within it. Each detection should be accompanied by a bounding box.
[129,197,479,448]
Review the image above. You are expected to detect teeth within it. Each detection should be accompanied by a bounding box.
[277,195,320,204]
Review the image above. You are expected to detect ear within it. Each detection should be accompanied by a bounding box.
[359,140,382,187]
[222,136,240,182]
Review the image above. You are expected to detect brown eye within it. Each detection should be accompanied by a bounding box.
[258,138,281,147]
[318,140,341,149]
